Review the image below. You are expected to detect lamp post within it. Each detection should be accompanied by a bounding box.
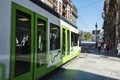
[95,23,98,42]
[95,23,98,48]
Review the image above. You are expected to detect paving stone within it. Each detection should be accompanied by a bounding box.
[41,43,120,80]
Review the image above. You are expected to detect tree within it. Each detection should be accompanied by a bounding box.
[84,32,93,41]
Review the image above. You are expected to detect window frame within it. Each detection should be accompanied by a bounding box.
[50,23,60,50]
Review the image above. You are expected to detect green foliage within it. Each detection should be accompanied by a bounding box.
[84,32,93,41]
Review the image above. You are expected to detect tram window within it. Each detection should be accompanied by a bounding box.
[50,23,60,50]
[15,10,31,76]
[71,32,78,46]
[62,28,65,56]
[37,19,46,67]
[75,34,79,46]
[71,32,74,46]
[67,30,70,55]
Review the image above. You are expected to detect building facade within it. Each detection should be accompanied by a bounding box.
[102,0,120,49]
[41,0,78,26]
[92,30,102,42]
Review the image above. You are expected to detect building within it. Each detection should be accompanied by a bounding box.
[41,0,78,26]
[92,30,101,42]
[102,0,120,49]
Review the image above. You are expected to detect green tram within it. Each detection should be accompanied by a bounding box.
[0,0,81,80]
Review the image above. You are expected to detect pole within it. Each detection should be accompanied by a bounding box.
[95,23,98,43]
[95,23,98,48]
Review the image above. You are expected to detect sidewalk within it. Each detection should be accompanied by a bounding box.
[41,50,120,80]
[94,47,118,58]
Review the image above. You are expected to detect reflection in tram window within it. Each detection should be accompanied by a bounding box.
[50,23,60,50]
[62,28,65,56]
[15,10,31,76]
[71,32,78,46]
[37,19,46,67]
[67,30,70,55]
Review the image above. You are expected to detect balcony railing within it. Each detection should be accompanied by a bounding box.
[48,0,57,6]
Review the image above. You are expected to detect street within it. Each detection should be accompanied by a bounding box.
[1,1,120,80]
[41,42,120,80]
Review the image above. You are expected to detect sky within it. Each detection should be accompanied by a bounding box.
[72,0,104,32]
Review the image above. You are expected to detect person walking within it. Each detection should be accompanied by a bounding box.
[95,42,98,49]
[97,42,101,53]
[104,42,107,52]
[106,42,110,53]
[117,42,120,57]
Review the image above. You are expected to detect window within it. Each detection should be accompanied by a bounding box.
[37,19,46,67]
[50,23,60,50]
[62,28,66,56]
[59,2,62,13]
[67,30,70,55]
[71,32,78,46]
[15,10,31,76]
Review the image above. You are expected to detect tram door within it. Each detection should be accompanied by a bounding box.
[10,3,34,80]
[62,27,70,62]
[34,14,48,79]
[62,28,66,57]
[11,3,48,80]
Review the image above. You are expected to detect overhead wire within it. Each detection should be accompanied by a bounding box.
[72,0,103,31]
[77,14,88,30]
[76,0,102,9]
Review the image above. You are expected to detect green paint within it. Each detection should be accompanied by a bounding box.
[0,63,6,80]
[10,2,49,80]
[10,2,34,80]
[60,25,81,63]
[61,25,70,63]
[10,2,81,80]
[34,13,48,79]
[50,51,61,63]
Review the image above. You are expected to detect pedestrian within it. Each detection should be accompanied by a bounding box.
[117,42,120,57]
[104,42,107,52]
[106,42,110,53]
[97,42,101,53]
[95,42,98,49]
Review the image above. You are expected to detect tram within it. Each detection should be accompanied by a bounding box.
[0,0,81,80]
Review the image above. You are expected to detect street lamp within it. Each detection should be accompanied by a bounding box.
[95,23,98,48]
[95,23,98,42]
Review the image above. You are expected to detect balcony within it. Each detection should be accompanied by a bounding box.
[72,10,78,18]
[63,0,69,3]
[63,3,67,8]
[63,0,73,7]
[47,0,57,7]
[63,8,67,13]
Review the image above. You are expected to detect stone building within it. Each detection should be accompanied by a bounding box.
[102,0,120,49]
[41,0,78,26]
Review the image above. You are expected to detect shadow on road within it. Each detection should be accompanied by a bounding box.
[40,67,117,80]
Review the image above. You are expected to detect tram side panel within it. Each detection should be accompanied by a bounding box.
[0,0,61,80]
[0,0,81,80]
[10,1,61,80]
[70,26,81,56]
[60,19,81,63]
[0,1,12,80]
[47,23,62,73]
